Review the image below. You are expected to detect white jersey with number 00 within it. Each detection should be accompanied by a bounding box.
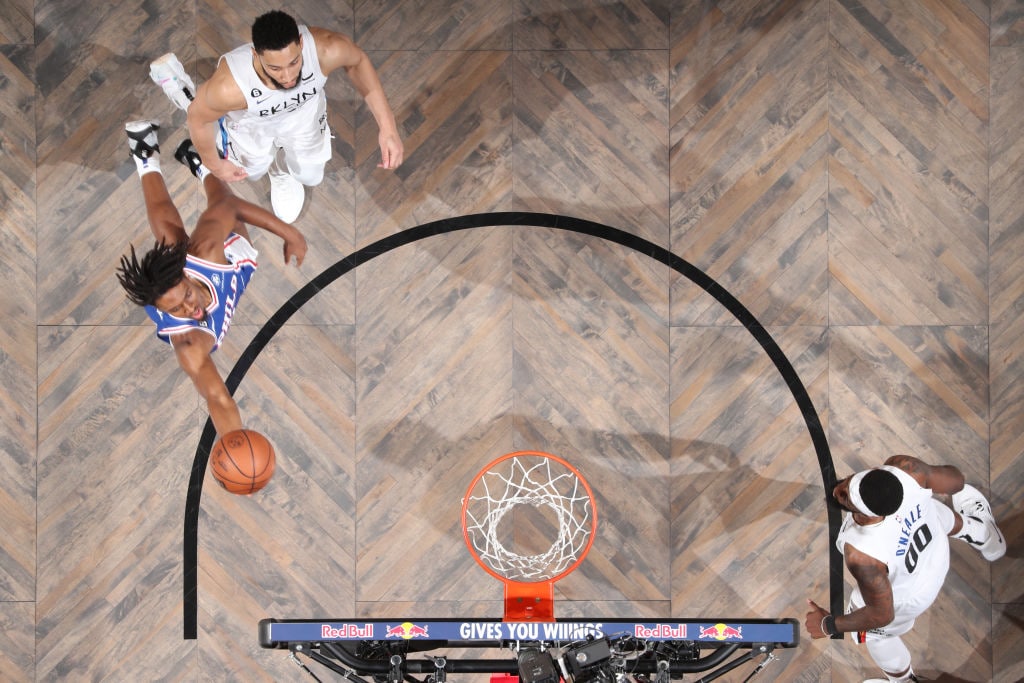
[836,466,954,619]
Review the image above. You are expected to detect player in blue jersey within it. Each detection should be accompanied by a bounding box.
[116,120,307,436]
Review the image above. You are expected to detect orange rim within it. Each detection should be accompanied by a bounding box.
[461,450,598,587]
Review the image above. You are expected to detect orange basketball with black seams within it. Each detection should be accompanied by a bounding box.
[210,429,275,494]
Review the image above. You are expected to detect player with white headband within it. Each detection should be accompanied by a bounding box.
[804,454,1004,683]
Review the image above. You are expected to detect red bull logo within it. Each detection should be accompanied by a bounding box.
[697,623,743,641]
[635,623,687,639]
[321,623,373,639]
[384,622,430,639]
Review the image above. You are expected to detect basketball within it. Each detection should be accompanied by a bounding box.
[210,429,276,494]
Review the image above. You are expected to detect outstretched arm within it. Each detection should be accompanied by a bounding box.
[186,63,250,182]
[806,544,894,638]
[884,454,965,495]
[233,197,307,266]
[187,177,307,266]
[312,27,403,169]
[171,331,242,436]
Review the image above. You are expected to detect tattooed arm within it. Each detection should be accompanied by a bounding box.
[885,454,965,494]
[806,543,895,637]
[835,544,895,632]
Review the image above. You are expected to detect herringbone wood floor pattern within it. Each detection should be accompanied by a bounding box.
[1,1,1021,681]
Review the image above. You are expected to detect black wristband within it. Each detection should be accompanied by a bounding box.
[822,614,838,636]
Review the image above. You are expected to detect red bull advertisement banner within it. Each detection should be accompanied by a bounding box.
[260,618,798,648]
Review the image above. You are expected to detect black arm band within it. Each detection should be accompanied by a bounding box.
[822,614,838,636]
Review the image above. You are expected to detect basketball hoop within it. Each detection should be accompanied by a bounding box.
[461,451,597,621]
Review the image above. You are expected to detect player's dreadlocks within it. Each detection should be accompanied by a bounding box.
[252,10,300,53]
[116,240,189,307]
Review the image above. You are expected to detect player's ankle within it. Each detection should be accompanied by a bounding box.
[952,514,990,544]
[133,154,161,177]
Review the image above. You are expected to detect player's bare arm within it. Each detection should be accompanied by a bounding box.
[187,189,307,267]
[884,454,965,495]
[233,198,308,265]
[840,545,895,631]
[187,65,250,182]
[807,544,895,638]
[310,27,404,170]
[171,331,242,436]
[184,191,240,264]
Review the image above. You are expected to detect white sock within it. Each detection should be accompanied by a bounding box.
[133,153,161,177]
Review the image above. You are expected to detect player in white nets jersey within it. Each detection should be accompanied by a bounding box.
[805,454,1005,683]
[181,10,403,223]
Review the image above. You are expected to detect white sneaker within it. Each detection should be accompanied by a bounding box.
[149,53,195,111]
[269,168,305,223]
[953,484,1006,561]
[125,120,160,158]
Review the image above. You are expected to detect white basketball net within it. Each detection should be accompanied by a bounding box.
[463,454,594,582]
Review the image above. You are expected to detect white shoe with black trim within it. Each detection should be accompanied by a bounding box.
[149,53,195,111]
[125,120,160,159]
[952,483,1006,561]
[174,138,204,178]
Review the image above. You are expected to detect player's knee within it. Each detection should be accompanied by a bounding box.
[866,637,912,675]
[246,162,272,181]
[291,163,325,187]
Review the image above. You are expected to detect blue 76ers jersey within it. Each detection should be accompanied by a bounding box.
[145,233,258,351]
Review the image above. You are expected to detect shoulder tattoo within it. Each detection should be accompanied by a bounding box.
[886,454,926,478]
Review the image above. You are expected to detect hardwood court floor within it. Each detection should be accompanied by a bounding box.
[1,1,1021,681]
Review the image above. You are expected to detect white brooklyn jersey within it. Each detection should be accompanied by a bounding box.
[837,466,953,616]
[220,24,328,136]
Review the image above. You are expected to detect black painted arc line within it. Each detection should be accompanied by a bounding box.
[183,212,842,640]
